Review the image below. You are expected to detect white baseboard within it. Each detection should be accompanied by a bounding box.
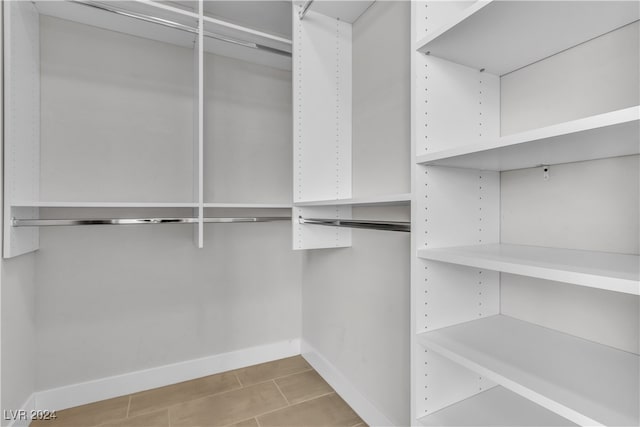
[4,393,36,427]
[301,340,394,427]
[35,339,300,411]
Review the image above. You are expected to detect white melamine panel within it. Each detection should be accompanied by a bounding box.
[416,260,499,335]
[417,166,499,249]
[416,107,640,171]
[419,386,576,426]
[416,1,640,76]
[352,0,410,198]
[418,244,640,295]
[501,275,640,355]
[415,54,499,155]
[34,0,198,49]
[418,315,640,427]
[203,53,292,205]
[4,0,40,258]
[294,193,411,207]
[416,347,497,421]
[40,17,195,203]
[293,8,351,203]
[413,1,477,46]
[501,21,639,136]
[292,206,351,250]
[202,1,291,40]
[501,156,640,255]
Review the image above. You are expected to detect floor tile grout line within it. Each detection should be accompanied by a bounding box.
[254,416,262,427]
[289,391,336,407]
[252,391,338,422]
[271,379,290,406]
[126,395,131,418]
[167,407,172,427]
[234,372,244,388]
[240,367,314,388]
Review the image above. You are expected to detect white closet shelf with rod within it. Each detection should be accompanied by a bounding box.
[12,217,291,227]
[33,0,292,67]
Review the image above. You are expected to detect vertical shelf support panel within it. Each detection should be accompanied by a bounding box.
[412,2,501,420]
[292,5,353,249]
[3,1,40,258]
[193,0,204,248]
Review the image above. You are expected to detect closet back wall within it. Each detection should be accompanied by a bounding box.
[36,17,301,391]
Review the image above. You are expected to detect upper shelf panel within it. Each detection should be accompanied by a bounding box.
[35,0,198,49]
[416,107,640,171]
[294,0,375,23]
[416,0,640,75]
[294,193,411,207]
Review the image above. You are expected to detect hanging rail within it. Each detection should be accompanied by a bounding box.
[299,217,411,233]
[70,0,292,57]
[299,0,314,20]
[12,217,291,227]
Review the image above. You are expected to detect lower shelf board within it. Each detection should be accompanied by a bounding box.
[418,386,576,426]
[416,315,639,427]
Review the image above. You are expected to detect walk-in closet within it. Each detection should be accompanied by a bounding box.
[1,1,638,427]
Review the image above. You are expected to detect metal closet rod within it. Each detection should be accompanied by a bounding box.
[70,0,291,57]
[12,217,291,227]
[299,217,411,233]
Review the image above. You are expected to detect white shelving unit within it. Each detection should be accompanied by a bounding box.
[291,3,410,250]
[418,244,640,295]
[3,0,294,258]
[411,1,639,425]
[417,315,639,426]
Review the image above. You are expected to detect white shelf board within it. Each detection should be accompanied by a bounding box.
[34,0,198,49]
[416,106,640,171]
[294,0,375,24]
[294,193,411,207]
[417,243,639,295]
[418,386,576,426]
[415,0,640,75]
[203,203,291,209]
[417,315,640,427]
[12,202,198,208]
[202,14,292,71]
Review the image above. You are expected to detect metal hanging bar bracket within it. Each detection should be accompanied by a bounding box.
[299,0,314,20]
[299,217,411,233]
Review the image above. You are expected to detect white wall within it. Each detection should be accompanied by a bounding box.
[1,254,37,426]
[301,2,411,425]
[35,17,301,391]
[499,21,639,354]
[1,4,37,422]
[352,0,411,198]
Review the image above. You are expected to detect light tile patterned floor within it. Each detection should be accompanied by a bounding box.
[31,356,366,427]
